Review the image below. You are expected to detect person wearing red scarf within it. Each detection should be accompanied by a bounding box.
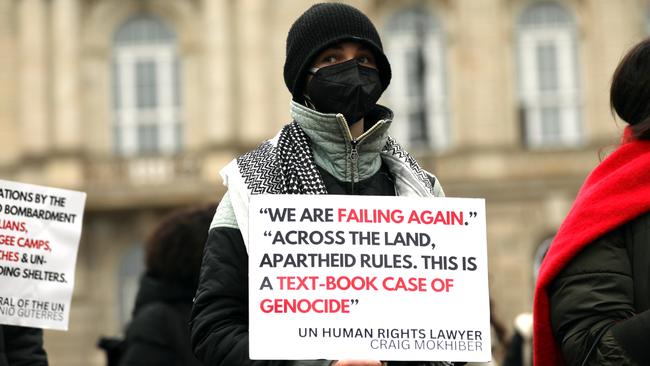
[532,38,650,365]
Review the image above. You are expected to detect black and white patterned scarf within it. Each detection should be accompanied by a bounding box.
[235,121,436,196]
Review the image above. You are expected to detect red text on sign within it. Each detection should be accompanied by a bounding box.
[260,298,351,313]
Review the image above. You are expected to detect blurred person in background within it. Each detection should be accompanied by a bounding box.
[190,2,452,366]
[501,312,531,366]
[533,37,650,365]
[118,204,216,366]
[502,239,550,366]
[0,325,47,366]
[481,300,509,366]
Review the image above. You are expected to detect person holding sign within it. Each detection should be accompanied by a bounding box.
[190,3,451,366]
[533,38,650,366]
[0,325,48,365]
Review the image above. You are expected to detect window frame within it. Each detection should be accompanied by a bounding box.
[111,15,182,157]
[383,8,450,152]
[516,3,582,149]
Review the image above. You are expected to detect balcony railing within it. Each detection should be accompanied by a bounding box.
[85,153,202,187]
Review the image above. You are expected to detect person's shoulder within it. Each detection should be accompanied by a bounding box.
[210,193,238,230]
[625,210,650,232]
[129,302,179,332]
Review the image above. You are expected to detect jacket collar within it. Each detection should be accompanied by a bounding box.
[290,101,393,182]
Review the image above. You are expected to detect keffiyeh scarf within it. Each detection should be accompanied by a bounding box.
[220,121,442,250]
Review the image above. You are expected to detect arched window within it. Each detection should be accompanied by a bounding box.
[112,15,182,156]
[383,8,450,151]
[517,2,581,148]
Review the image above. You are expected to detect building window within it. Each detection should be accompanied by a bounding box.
[383,8,450,151]
[112,15,182,156]
[517,2,581,149]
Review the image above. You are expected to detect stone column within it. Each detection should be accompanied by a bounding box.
[18,0,49,156]
[237,0,270,144]
[52,0,81,151]
[203,0,234,145]
[582,0,637,142]
[0,0,18,164]
[453,0,513,148]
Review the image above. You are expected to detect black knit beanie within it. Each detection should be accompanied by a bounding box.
[284,2,391,102]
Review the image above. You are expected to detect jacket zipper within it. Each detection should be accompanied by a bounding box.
[337,114,386,194]
[350,139,358,193]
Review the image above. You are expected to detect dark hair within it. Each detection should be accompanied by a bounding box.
[144,203,217,288]
[610,38,650,140]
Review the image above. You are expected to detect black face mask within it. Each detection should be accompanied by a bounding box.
[305,59,383,126]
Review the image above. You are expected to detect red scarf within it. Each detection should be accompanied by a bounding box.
[533,130,650,365]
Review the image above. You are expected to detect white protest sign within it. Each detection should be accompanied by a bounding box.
[0,179,86,330]
[249,194,491,362]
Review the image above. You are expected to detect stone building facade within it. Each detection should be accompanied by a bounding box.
[0,0,647,364]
